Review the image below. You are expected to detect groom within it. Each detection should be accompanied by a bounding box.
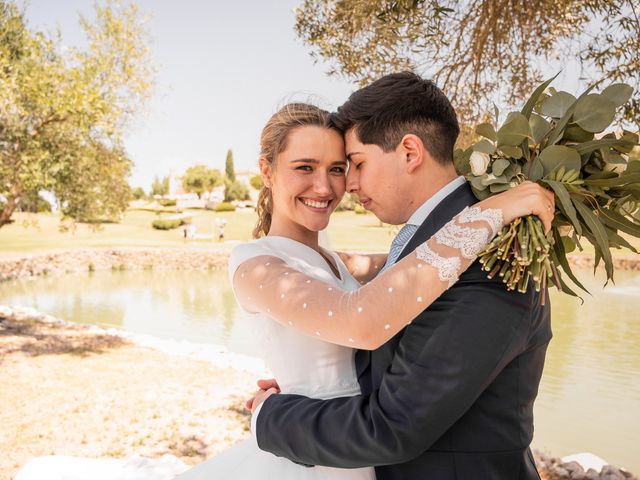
[249,72,551,479]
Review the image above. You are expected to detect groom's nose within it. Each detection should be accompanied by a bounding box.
[346,168,359,193]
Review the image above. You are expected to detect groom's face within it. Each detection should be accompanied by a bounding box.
[344,129,409,225]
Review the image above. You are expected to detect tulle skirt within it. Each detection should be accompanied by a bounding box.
[175,435,375,480]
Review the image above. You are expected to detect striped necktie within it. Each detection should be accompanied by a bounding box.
[381,224,418,272]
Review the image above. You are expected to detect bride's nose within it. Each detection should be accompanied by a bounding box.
[312,172,332,196]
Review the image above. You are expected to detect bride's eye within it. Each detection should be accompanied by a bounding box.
[331,166,346,174]
[295,165,313,172]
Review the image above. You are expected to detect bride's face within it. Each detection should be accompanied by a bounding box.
[266,125,347,234]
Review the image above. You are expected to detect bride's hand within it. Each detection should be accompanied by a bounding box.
[479,181,555,233]
[245,378,280,411]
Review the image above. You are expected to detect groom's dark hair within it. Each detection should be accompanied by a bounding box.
[329,71,459,165]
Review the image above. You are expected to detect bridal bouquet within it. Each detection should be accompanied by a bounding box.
[454,75,640,302]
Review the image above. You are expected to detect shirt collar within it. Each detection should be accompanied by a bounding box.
[406,176,467,227]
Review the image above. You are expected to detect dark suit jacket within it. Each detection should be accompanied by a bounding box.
[256,183,552,480]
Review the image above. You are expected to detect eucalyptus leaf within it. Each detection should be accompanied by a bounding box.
[473,139,496,154]
[499,145,523,159]
[573,94,617,133]
[546,85,595,147]
[601,83,633,107]
[585,172,640,187]
[497,112,531,146]
[540,91,576,118]
[573,199,614,281]
[470,175,488,191]
[563,124,594,143]
[574,138,635,156]
[521,73,560,119]
[539,145,581,176]
[599,208,640,237]
[475,123,497,142]
[524,157,544,181]
[481,174,508,186]
[543,179,582,235]
[489,183,510,193]
[491,158,511,176]
[552,228,590,295]
[530,113,551,145]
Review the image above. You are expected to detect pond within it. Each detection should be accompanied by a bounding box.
[1,267,639,473]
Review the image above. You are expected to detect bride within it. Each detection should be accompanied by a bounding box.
[176,102,554,479]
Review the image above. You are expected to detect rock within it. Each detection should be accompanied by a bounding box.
[15,454,189,480]
[563,453,608,474]
[564,460,586,476]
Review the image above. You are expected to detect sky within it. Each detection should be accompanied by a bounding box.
[19,1,590,191]
[20,0,358,189]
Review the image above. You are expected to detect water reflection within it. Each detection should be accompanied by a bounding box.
[1,268,639,471]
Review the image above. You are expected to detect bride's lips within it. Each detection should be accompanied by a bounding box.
[298,197,333,212]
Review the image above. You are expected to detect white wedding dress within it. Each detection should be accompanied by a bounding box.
[176,236,376,479]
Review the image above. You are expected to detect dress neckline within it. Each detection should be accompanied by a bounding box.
[263,235,345,284]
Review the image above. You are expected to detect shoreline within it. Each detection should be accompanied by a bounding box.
[1,247,639,283]
[1,306,637,480]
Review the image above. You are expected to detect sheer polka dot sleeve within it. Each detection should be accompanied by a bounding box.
[232,206,504,350]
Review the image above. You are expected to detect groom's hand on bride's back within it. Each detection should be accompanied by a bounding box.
[245,378,280,411]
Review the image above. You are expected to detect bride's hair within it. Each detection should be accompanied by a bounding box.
[253,103,332,238]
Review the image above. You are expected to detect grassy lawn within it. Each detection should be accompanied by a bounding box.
[1,208,638,259]
[0,209,395,256]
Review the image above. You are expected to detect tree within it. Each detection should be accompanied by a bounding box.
[225,149,236,182]
[0,0,154,228]
[16,190,52,213]
[249,174,264,191]
[224,180,250,202]
[150,175,169,197]
[182,165,222,199]
[131,186,146,200]
[295,0,640,129]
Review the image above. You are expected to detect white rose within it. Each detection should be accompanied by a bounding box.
[469,151,491,176]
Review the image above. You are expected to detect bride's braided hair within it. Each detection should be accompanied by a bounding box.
[253,103,333,238]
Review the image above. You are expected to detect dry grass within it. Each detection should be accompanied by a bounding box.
[0,318,254,480]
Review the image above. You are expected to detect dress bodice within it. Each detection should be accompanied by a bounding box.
[229,236,362,399]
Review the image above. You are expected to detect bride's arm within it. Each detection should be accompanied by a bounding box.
[335,252,388,284]
[233,182,554,350]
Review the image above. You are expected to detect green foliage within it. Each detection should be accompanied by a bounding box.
[150,176,170,197]
[354,204,367,214]
[215,202,237,212]
[0,0,154,228]
[151,218,185,230]
[335,193,360,211]
[249,174,264,191]
[182,165,223,199]
[225,149,236,182]
[295,1,640,127]
[224,180,250,202]
[131,187,146,200]
[157,198,176,207]
[457,77,640,298]
[16,191,52,213]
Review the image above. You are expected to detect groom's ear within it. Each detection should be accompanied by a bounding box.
[400,134,425,174]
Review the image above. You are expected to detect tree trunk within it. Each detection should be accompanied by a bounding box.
[0,192,20,229]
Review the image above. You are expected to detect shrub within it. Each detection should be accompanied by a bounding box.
[215,202,237,212]
[158,198,177,207]
[152,218,186,230]
[335,193,359,212]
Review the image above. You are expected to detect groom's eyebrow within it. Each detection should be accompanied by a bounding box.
[346,152,363,161]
